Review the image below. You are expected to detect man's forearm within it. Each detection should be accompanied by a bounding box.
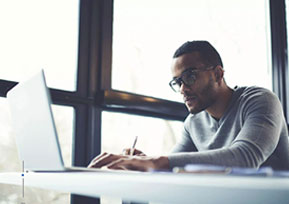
[168,141,264,169]
[153,156,170,170]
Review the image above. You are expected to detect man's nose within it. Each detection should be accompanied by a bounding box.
[180,83,190,94]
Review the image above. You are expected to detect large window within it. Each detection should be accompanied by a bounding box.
[0,0,79,91]
[112,0,272,102]
[0,1,79,201]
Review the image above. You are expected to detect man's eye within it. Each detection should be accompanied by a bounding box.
[183,73,196,80]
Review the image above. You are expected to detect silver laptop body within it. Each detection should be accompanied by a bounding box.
[7,70,100,172]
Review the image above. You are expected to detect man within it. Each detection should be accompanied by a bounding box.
[88,41,289,171]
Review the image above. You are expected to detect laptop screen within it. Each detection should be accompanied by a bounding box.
[7,70,65,171]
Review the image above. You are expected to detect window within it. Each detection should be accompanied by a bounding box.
[112,0,272,103]
[101,111,183,204]
[102,111,183,155]
[0,0,79,91]
[51,105,74,167]
[0,98,74,203]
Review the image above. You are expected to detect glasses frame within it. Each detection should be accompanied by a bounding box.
[169,65,216,92]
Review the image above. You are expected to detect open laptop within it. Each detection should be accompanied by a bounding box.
[7,70,104,172]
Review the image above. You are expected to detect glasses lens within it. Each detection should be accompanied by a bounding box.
[182,72,196,86]
[169,70,198,92]
[170,80,180,92]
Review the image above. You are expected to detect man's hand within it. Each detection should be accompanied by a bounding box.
[122,148,146,156]
[88,152,169,172]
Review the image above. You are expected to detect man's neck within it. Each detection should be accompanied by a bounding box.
[206,86,233,120]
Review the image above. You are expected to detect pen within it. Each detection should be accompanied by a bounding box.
[130,136,138,156]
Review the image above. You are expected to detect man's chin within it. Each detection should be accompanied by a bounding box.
[186,105,202,114]
[189,109,202,114]
[187,102,212,114]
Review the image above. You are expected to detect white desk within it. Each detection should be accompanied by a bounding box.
[1,171,289,204]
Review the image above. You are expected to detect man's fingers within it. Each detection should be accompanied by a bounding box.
[106,158,137,170]
[122,148,146,156]
[88,153,126,168]
[133,149,146,156]
[106,157,148,171]
[88,153,115,168]
[122,148,130,156]
[88,152,108,168]
[109,165,128,171]
[92,152,108,162]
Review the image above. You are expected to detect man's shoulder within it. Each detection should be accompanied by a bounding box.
[235,86,277,102]
[236,85,271,94]
[234,86,282,115]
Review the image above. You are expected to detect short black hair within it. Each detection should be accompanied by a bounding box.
[173,41,223,67]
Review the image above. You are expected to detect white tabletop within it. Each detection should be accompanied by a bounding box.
[1,171,289,204]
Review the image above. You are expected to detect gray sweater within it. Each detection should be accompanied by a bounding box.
[168,86,289,170]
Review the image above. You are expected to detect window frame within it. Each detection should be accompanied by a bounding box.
[270,0,289,128]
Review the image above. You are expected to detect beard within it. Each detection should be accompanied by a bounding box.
[184,76,217,114]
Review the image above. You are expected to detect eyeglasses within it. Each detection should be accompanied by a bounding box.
[169,66,216,92]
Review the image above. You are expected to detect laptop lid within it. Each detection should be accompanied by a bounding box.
[7,70,66,171]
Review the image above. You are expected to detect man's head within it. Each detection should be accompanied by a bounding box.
[170,41,225,114]
[173,41,223,67]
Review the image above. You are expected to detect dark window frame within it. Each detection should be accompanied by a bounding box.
[270,0,289,128]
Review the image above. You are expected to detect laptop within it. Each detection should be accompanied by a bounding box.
[7,70,104,172]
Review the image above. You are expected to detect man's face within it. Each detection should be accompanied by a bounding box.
[170,52,219,114]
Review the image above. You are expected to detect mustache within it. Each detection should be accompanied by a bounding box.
[183,94,197,102]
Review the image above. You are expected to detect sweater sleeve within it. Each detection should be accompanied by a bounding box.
[168,89,284,169]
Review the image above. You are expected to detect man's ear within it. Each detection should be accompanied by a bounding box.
[214,65,224,83]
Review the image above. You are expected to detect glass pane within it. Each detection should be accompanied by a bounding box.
[0,0,79,91]
[101,111,183,204]
[51,105,74,167]
[0,97,74,203]
[112,0,272,102]
[101,111,183,157]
